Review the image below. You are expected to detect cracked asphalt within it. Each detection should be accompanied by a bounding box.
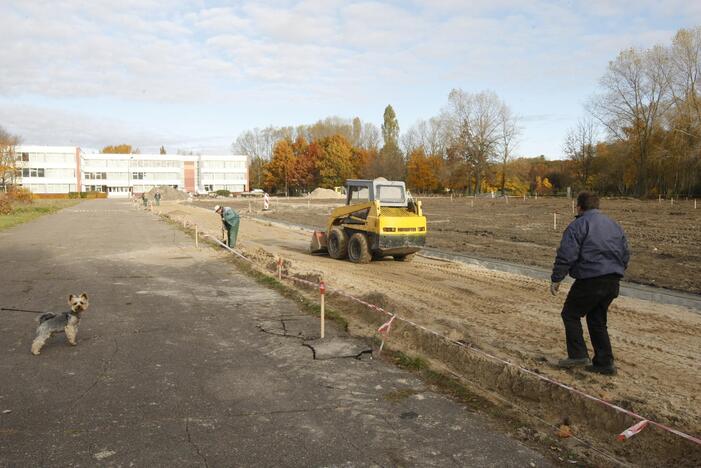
[0,199,551,467]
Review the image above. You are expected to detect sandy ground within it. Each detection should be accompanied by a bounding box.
[155,199,701,443]
[212,196,701,293]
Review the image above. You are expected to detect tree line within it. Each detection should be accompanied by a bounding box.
[235,26,701,198]
[573,26,701,197]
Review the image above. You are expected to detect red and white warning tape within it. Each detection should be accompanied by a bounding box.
[200,228,700,446]
[618,420,650,441]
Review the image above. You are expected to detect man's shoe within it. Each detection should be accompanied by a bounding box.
[584,364,617,375]
[556,357,591,368]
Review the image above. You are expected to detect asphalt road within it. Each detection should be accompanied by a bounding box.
[0,199,550,467]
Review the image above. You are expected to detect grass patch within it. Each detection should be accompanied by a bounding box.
[394,352,428,371]
[391,350,492,411]
[383,388,420,402]
[0,200,80,231]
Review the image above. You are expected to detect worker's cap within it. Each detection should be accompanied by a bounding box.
[213,205,222,212]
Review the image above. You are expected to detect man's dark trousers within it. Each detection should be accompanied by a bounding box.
[561,274,620,367]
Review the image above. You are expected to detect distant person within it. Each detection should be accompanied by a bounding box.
[141,192,148,208]
[550,191,630,375]
[154,190,162,206]
[214,205,240,248]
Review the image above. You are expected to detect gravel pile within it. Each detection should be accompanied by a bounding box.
[309,188,344,199]
[147,186,188,201]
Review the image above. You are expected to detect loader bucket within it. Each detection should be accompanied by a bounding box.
[310,230,328,255]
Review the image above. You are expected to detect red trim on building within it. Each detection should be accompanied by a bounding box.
[184,161,195,193]
[75,147,82,192]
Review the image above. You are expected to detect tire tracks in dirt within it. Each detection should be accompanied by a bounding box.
[157,201,701,436]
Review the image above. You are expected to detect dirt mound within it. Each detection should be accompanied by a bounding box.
[147,186,187,201]
[309,188,344,199]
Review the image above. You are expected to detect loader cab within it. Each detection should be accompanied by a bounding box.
[345,179,407,207]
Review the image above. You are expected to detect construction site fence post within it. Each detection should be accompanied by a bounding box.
[319,280,326,339]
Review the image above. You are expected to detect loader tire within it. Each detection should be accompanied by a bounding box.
[394,253,416,262]
[348,232,372,264]
[328,227,348,259]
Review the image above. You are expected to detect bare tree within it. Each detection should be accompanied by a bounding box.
[669,27,701,195]
[444,89,507,193]
[563,117,598,189]
[498,106,521,194]
[402,117,447,157]
[0,126,20,192]
[589,46,673,196]
[360,122,381,151]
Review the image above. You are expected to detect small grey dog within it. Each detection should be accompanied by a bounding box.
[31,293,89,355]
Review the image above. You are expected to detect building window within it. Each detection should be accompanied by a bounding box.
[204,184,213,191]
[21,152,29,161]
[132,172,145,180]
[21,168,45,177]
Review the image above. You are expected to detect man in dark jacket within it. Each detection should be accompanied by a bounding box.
[551,192,630,375]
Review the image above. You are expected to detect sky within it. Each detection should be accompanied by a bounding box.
[1,1,700,158]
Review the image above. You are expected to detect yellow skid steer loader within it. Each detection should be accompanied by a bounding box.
[310,179,426,263]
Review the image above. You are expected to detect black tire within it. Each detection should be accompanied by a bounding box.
[327,227,348,259]
[394,253,416,262]
[348,232,372,264]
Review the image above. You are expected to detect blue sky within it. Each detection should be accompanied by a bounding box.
[1,1,700,158]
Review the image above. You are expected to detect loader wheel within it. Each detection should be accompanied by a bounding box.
[348,232,372,264]
[328,227,348,259]
[394,253,416,262]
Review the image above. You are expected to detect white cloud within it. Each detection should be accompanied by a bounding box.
[1,0,699,156]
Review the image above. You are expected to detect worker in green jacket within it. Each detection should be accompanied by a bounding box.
[214,205,240,248]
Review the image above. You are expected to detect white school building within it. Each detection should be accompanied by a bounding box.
[13,146,248,198]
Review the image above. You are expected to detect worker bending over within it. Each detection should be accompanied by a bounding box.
[214,205,240,248]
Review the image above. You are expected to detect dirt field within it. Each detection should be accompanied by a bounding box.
[205,195,701,294]
[151,198,700,464]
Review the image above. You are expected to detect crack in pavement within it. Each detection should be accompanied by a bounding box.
[185,417,209,468]
[280,319,287,335]
[70,337,119,409]
[224,404,350,420]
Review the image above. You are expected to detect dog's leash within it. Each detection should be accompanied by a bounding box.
[1,307,49,314]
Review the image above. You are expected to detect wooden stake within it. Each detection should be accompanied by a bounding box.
[671,197,674,206]
[277,257,283,280]
[572,199,575,214]
[319,280,326,339]
[553,212,557,230]
[695,199,697,209]
[195,225,199,248]
[470,199,474,208]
